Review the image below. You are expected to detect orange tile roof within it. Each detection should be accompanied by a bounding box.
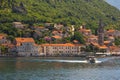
[0,33,7,36]
[73,40,79,43]
[41,43,82,47]
[89,35,98,38]
[15,38,35,43]
[52,35,62,39]
[15,38,35,46]
[8,44,15,48]
[79,29,91,32]
[104,41,110,44]
[91,42,99,46]
[110,46,116,49]
[52,31,59,34]
[98,45,108,49]
[91,42,108,49]
[109,46,120,52]
[107,30,115,33]
[0,34,7,39]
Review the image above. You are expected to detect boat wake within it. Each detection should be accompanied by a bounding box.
[0,57,116,64]
[41,59,102,64]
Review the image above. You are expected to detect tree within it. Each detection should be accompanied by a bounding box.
[71,31,85,44]
[62,37,71,43]
[115,38,120,46]
[0,45,8,54]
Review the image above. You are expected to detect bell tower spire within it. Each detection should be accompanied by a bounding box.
[98,19,104,46]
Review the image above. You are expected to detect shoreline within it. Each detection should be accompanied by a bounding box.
[0,55,118,58]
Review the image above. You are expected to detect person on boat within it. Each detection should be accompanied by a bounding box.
[86,56,96,63]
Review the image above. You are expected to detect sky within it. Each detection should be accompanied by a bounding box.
[106,0,120,10]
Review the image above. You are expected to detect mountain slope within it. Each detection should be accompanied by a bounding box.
[0,0,120,28]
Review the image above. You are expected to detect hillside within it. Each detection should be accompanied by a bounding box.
[0,0,120,38]
[0,0,120,23]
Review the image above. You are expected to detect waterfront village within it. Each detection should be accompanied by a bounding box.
[0,21,120,57]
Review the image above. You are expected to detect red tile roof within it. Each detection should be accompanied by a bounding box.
[79,29,91,32]
[0,34,7,39]
[15,38,35,43]
[98,45,108,49]
[41,43,82,47]
[89,35,98,38]
[15,38,35,46]
[107,30,115,33]
[52,35,62,39]
[104,41,111,44]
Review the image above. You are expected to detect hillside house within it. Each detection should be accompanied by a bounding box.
[105,29,120,38]
[87,35,98,44]
[79,27,92,36]
[13,22,25,29]
[34,26,49,32]
[0,34,10,45]
[54,24,64,30]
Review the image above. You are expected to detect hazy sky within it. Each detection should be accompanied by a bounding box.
[106,0,120,10]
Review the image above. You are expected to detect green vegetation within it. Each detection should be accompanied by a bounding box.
[0,45,8,54]
[71,32,85,44]
[0,0,120,43]
[0,0,120,25]
[115,38,120,46]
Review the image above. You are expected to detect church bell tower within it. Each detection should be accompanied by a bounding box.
[98,19,104,46]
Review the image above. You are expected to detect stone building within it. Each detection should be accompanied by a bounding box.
[13,22,25,29]
[14,38,41,56]
[41,43,83,56]
[105,29,120,38]
[0,34,10,45]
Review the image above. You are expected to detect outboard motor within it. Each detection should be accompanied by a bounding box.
[86,56,96,63]
[89,58,96,63]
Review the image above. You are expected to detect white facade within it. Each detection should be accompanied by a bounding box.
[13,22,25,29]
[41,44,82,56]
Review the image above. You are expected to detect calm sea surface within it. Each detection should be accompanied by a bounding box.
[0,57,120,80]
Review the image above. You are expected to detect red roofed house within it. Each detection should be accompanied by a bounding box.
[0,34,8,44]
[34,26,49,32]
[105,29,120,38]
[87,35,98,44]
[52,35,62,39]
[109,46,120,55]
[79,26,92,37]
[14,38,41,56]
